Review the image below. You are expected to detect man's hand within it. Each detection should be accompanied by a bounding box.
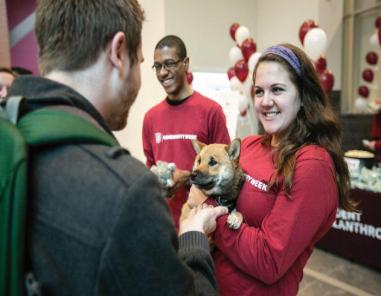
[179,204,228,236]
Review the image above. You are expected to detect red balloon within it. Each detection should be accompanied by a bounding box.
[240,109,248,117]
[241,38,257,62]
[375,16,381,30]
[378,29,381,46]
[319,69,334,94]
[227,67,236,80]
[358,86,369,98]
[186,72,193,84]
[365,51,378,65]
[299,20,318,45]
[314,56,327,73]
[234,59,249,82]
[362,69,374,82]
[229,23,240,41]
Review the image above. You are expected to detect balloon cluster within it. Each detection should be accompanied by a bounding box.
[299,20,334,94]
[227,23,261,116]
[355,16,381,112]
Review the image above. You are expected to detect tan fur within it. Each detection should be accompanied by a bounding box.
[180,138,245,229]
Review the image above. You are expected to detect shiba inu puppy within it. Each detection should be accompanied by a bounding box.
[181,138,245,229]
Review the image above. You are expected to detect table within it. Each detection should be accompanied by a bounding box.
[317,188,381,271]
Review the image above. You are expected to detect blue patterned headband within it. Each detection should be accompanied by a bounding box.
[264,45,301,76]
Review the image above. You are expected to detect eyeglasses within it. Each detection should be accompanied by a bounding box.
[152,59,184,72]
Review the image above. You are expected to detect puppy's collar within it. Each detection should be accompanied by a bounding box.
[216,197,235,212]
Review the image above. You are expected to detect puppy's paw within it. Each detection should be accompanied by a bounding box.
[227,209,243,230]
[150,161,176,189]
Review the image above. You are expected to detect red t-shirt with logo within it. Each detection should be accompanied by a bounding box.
[213,135,338,295]
[142,91,230,229]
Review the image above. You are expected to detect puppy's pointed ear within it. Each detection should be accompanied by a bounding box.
[192,140,205,154]
[228,138,241,161]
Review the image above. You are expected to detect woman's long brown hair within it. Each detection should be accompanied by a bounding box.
[253,44,356,211]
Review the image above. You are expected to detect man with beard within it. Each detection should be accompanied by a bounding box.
[7,1,227,295]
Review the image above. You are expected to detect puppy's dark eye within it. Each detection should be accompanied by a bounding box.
[208,157,217,166]
[197,158,201,165]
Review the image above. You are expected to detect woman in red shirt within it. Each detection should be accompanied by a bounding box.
[189,44,356,295]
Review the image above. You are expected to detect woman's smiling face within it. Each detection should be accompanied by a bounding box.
[253,61,301,146]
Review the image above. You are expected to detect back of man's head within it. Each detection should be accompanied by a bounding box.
[35,0,145,75]
[155,35,187,60]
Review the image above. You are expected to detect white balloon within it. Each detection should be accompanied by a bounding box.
[242,75,253,98]
[369,32,380,49]
[229,46,243,65]
[248,52,262,73]
[303,28,328,61]
[230,76,242,91]
[238,94,250,113]
[235,26,250,46]
[354,97,368,112]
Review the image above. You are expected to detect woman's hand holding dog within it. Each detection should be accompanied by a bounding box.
[179,204,228,236]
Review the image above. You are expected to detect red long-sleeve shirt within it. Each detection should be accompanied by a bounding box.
[142,91,230,228]
[213,136,338,295]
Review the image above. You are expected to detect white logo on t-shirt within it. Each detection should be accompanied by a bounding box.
[244,174,268,192]
[154,133,197,144]
[155,133,163,144]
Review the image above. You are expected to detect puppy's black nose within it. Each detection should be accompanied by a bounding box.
[190,172,197,181]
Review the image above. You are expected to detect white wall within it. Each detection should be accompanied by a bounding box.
[256,0,342,89]
[318,0,343,89]
[256,0,319,49]
[0,0,11,66]
[164,0,258,72]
